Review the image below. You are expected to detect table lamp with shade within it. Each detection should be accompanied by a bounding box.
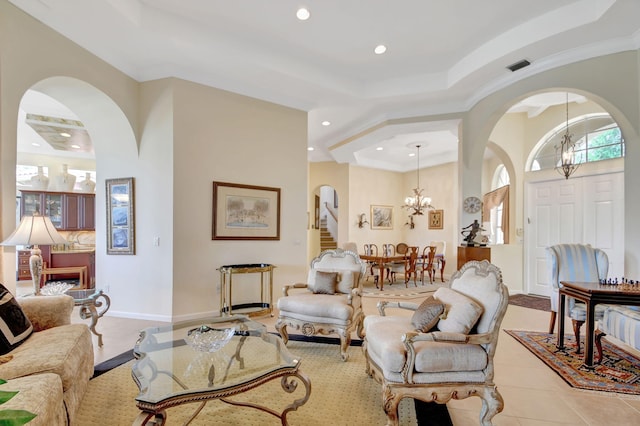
[1,213,68,295]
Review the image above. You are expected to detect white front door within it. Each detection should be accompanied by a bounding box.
[525,172,624,296]
[526,178,583,296]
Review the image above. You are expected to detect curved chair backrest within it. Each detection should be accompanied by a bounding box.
[396,243,409,255]
[310,249,367,289]
[342,242,358,254]
[449,261,508,356]
[429,241,446,257]
[383,244,395,256]
[364,243,378,256]
[546,244,609,290]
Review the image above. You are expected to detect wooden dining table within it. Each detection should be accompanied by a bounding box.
[359,254,408,291]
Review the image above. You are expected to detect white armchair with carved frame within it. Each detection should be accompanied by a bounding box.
[276,249,366,361]
[363,260,509,425]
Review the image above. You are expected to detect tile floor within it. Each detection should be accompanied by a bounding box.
[18,281,640,425]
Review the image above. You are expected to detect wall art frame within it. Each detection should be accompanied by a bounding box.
[212,181,281,240]
[428,209,444,230]
[370,205,393,230]
[106,177,135,255]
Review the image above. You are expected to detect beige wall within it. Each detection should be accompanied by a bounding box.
[1,3,308,321]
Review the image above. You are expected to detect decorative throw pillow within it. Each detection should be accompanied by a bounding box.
[336,271,359,294]
[433,287,484,334]
[311,271,338,294]
[411,296,445,332]
[0,283,33,355]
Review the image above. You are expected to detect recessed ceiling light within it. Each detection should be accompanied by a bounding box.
[60,132,71,137]
[376,147,384,151]
[31,142,40,147]
[71,144,81,149]
[321,120,331,126]
[374,45,387,55]
[296,8,310,20]
[307,147,314,151]
[409,153,416,157]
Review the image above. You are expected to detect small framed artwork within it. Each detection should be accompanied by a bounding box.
[212,181,281,240]
[106,177,135,255]
[371,205,393,230]
[428,209,444,230]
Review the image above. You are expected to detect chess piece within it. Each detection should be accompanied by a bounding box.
[55,164,76,191]
[78,172,95,193]
[30,165,49,190]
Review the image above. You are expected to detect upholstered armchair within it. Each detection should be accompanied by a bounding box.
[363,260,508,426]
[276,249,366,361]
[546,243,609,352]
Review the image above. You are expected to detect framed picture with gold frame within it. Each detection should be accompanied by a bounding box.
[212,181,281,240]
[428,209,444,230]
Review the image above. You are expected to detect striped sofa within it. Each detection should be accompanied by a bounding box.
[598,305,640,352]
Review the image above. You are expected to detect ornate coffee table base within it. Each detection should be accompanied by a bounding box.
[132,368,311,426]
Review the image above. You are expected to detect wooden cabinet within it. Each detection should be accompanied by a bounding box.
[17,250,32,281]
[457,246,491,270]
[20,190,95,231]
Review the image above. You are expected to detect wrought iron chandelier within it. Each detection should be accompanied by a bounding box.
[402,145,434,215]
[555,93,580,179]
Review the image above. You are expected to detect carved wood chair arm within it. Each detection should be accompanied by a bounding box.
[377,300,419,316]
[282,283,308,296]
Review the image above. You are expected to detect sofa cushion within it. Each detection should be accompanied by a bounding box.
[0,323,92,393]
[433,287,483,334]
[0,373,66,426]
[0,283,33,355]
[278,293,353,323]
[308,269,360,295]
[411,296,445,332]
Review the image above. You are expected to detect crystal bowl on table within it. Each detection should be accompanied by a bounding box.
[40,281,75,295]
[184,325,235,352]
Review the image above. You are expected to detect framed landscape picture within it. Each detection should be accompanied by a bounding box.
[429,209,444,230]
[106,177,135,255]
[212,181,281,240]
[371,205,393,230]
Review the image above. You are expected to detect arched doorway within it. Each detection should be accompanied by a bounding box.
[6,76,137,293]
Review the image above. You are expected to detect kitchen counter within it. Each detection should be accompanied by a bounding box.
[51,249,96,254]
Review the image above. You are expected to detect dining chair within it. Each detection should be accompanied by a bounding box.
[418,245,436,284]
[429,241,447,282]
[387,243,409,283]
[364,243,380,285]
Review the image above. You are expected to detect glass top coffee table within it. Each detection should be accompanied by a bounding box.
[131,315,311,425]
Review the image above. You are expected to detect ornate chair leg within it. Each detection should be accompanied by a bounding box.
[339,329,351,362]
[548,311,557,335]
[595,329,606,364]
[572,319,584,354]
[479,386,504,426]
[275,321,289,345]
[382,384,401,426]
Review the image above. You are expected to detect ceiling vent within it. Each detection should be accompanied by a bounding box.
[507,59,531,72]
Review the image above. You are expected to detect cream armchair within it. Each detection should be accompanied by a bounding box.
[363,260,508,426]
[276,249,366,361]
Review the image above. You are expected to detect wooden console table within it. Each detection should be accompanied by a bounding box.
[457,246,490,270]
[218,264,275,317]
[557,281,640,367]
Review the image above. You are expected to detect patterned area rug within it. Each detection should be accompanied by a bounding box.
[505,330,640,395]
[78,340,417,425]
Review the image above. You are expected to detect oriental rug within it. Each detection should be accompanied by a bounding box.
[505,330,640,395]
[79,340,417,425]
[507,294,550,312]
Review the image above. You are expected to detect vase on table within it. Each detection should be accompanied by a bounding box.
[30,165,49,190]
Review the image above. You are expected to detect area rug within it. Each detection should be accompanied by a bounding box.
[362,280,446,298]
[508,294,550,311]
[505,330,640,395]
[78,340,417,425]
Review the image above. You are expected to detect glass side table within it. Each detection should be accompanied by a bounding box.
[67,288,111,347]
